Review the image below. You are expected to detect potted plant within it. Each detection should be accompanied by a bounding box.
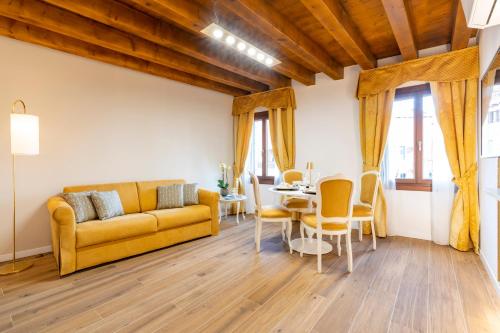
[218,162,231,196]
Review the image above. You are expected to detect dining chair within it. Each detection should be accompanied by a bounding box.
[281,169,316,214]
[249,172,293,253]
[352,171,380,250]
[299,176,355,273]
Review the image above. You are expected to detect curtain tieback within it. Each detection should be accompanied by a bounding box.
[362,164,379,172]
[452,164,478,188]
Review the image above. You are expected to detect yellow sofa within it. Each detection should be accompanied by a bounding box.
[47,179,219,276]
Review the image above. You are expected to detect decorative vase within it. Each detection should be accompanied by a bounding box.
[220,188,230,196]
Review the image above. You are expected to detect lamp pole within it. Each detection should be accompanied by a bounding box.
[0,100,36,275]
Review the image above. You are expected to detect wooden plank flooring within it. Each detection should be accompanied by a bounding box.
[0,216,499,333]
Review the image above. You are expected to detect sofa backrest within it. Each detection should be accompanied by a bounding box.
[63,182,141,214]
[136,179,185,212]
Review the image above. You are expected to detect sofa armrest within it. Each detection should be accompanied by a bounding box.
[47,196,77,275]
[198,189,220,236]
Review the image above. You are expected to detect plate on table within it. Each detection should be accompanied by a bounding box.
[274,187,299,191]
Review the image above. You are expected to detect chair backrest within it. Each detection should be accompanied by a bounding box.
[283,169,303,184]
[359,171,380,210]
[249,172,262,213]
[315,176,355,228]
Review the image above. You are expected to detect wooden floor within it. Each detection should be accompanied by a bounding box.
[1,216,499,333]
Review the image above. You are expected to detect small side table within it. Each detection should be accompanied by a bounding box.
[219,194,247,224]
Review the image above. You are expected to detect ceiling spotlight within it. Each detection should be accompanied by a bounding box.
[225,35,235,45]
[201,23,280,67]
[237,41,246,51]
[212,29,223,39]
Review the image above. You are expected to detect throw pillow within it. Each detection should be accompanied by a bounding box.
[62,191,97,223]
[157,184,183,209]
[91,191,125,220]
[183,183,199,206]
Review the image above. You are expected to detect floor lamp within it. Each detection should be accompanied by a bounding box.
[0,100,39,275]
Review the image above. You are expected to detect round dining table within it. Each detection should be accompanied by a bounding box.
[268,187,333,255]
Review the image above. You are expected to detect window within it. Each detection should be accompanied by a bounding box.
[391,84,434,191]
[250,111,278,184]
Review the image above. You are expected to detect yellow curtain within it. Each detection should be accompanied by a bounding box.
[359,89,395,237]
[232,87,296,115]
[268,106,296,172]
[430,80,480,253]
[232,111,254,212]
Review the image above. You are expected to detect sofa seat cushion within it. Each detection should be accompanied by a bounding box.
[146,205,211,231]
[76,213,157,248]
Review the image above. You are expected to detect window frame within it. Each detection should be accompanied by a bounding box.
[394,83,433,192]
[254,111,275,185]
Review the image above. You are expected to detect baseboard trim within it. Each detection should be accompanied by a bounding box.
[0,246,52,263]
[479,251,500,295]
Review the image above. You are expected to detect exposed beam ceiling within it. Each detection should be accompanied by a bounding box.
[0,0,267,93]
[219,0,343,80]
[0,0,478,95]
[300,0,376,70]
[43,0,290,89]
[0,17,248,96]
[380,0,418,60]
[122,0,316,86]
[451,0,472,50]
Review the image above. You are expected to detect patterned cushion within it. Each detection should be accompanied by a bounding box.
[62,191,97,223]
[91,191,125,220]
[183,183,199,206]
[157,184,183,209]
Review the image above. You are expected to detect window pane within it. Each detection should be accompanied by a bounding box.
[483,84,500,157]
[266,119,279,178]
[392,98,415,179]
[422,95,435,179]
[253,119,263,176]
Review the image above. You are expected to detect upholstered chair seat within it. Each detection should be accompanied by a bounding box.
[260,205,292,218]
[283,198,317,209]
[301,213,347,231]
[352,204,372,217]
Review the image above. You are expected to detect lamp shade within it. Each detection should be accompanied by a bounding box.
[10,113,39,155]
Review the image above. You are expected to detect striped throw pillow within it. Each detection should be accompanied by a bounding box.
[62,191,97,223]
[157,184,184,209]
[91,191,124,220]
[183,183,199,206]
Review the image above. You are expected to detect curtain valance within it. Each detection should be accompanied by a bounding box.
[232,87,296,115]
[357,46,479,97]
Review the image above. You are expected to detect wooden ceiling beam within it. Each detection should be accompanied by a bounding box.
[123,0,316,86]
[0,17,248,96]
[42,0,289,89]
[220,0,343,80]
[0,0,266,93]
[300,0,376,70]
[451,0,472,50]
[380,0,418,60]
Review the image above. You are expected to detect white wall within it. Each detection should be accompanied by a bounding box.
[478,25,500,289]
[294,68,362,180]
[0,36,233,260]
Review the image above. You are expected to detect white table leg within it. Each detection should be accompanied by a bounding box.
[236,201,240,224]
[241,202,246,220]
[225,202,228,219]
[218,201,222,224]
